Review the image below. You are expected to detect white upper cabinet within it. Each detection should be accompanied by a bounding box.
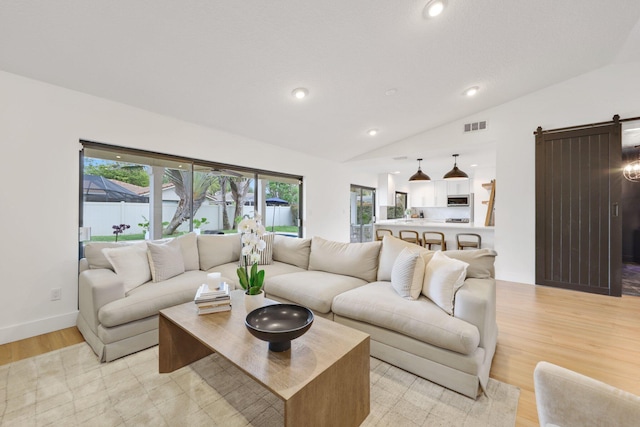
[434,181,448,207]
[446,179,471,195]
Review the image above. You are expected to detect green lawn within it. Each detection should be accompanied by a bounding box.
[90,226,299,242]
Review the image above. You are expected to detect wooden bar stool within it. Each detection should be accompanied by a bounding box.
[423,231,446,251]
[375,228,393,241]
[456,233,481,250]
[399,230,421,246]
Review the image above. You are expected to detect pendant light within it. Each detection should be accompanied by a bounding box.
[409,158,431,182]
[443,154,468,180]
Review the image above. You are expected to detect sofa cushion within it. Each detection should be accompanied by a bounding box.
[378,235,432,281]
[273,235,311,269]
[423,251,469,315]
[391,247,426,300]
[175,232,200,271]
[308,236,381,282]
[332,281,480,355]
[147,239,185,282]
[84,242,133,270]
[197,233,241,270]
[264,270,368,314]
[213,260,306,290]
[99,270,208,327]
[102,243,152,293]
[445,249,497,279]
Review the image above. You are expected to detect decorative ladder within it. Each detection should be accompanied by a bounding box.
[482,180,495,226]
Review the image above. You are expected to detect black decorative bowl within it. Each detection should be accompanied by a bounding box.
[245,304,314,352]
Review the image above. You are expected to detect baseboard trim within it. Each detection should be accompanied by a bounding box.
[0,311,78,345]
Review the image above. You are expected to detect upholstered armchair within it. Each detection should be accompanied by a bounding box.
[534,361,640,426]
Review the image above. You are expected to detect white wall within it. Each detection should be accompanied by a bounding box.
[3,59,639,343]
[0,70,357,344]
[371,60,640,284]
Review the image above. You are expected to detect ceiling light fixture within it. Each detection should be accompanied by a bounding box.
[464,86,479,97]
[409,158,431,182]
[367,129,379,136]
[443,154,469,181]
[292,87,308,99]
[424,0,446,18]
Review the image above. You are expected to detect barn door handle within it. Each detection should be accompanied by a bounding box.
[612,203,619,217]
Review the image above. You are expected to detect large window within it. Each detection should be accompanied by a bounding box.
[80,142,303,247]
[386,191,407,219]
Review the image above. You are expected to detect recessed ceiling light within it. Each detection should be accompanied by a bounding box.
[470,164,478,167]
[464,86,479,97]
[115,155,121,159]
[367,129,379,136]
[391,171,401,174]
[424,0,446,18]
[385,88,398,96]
[292,87,309,99]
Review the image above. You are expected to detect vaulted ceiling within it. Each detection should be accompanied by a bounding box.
[1,1,639,173]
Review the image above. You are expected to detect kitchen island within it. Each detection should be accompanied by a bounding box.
[375,219,494,250]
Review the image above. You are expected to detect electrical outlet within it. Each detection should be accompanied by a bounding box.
[50,288,61,301]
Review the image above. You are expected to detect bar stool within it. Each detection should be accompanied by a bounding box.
[456,233,481,250]
[423,231,446,251]
[399,230,421,246]
[375,228,393,241]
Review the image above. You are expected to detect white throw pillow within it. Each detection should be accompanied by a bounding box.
[377,235,425,281]
[422,251,469,315]
[147,239,185,282]
[102,243,151,292]
[390,247,426,300]
[175,232,200,271]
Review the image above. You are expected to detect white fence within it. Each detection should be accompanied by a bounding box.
[84,202,294,236]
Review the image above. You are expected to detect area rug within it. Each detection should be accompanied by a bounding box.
[0,343,519,426]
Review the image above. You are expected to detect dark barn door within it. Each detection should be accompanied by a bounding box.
[535,120,622,296]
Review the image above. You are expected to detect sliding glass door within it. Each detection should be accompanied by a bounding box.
[350,185,376,243]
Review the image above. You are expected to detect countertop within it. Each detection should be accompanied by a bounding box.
[375,219,494,230]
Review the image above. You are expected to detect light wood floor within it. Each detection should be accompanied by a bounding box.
[1,280,639,426]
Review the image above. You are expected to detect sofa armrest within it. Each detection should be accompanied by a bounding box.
[534,361,640,426]
[453,278,497,350]
[78,269,125,334]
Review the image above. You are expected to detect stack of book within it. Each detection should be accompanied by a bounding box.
[194,282,231,314]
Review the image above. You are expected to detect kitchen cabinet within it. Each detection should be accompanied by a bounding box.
[434,181,447,207]
[446,179,471,196]
[410,181,434,206]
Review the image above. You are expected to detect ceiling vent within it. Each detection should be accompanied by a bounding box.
[463,121,487,133]
[392,156,408,161]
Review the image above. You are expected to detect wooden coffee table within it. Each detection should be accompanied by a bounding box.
[158,290,370,426]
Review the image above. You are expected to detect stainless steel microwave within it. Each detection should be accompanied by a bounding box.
[447,195,470,207]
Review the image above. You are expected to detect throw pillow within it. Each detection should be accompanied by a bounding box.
[84,242,132,270]
[147,239,186,282]
[258,233,274,265]
[308,236,381,282]
[390,247,426,300]
[377,235,426,281]
[239,232,275,266]
[273,235,311,269]
[175,232,200,271]
[102,243,152,293]
[422,251,469,315]
[445,248,497,279]
[197,233,242,270]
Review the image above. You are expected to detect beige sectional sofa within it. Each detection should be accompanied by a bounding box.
[77,232,497,399]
